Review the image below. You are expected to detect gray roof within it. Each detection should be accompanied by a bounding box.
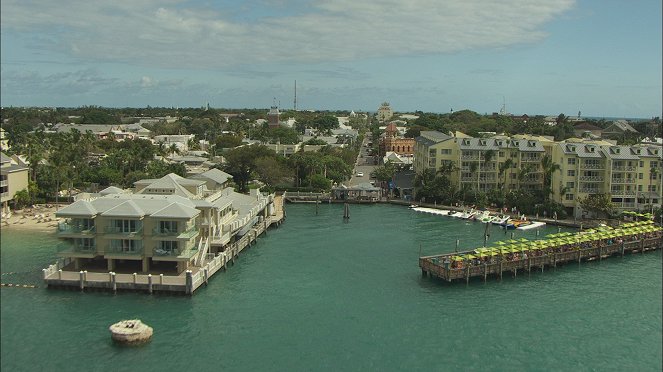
[55,200,97,217]
[459,138,501,151]
[151,203,200,219]
[191,168,232,185]
[604,120,638,133]
[417,131,452,145]
[135,173,203,198]
[602,146,640,160]
[90,194,197,215]
[393,171,415,189]
[101,200,146,217]
[99,186,124,195]
[559,143,603,158]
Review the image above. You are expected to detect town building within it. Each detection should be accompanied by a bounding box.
[268,105,281,128]
[1,152,29,214]
[413,131,662,217]
[379,123,415,158]
[376,102,393,123]
[550,140,662,217]
[54,169,275,274]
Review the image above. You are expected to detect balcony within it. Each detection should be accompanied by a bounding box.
[521,157,541,163]
[611,178,635,184]
[152,247,199,260]
[0,180,7,187]
[57,223,96,236]
[611,190,636,196]
[580,163,604,170]
[612,166,636,172]
[106,243,144,256]
[152,226,199,240]
[579,189,600,194]
[579,176,604,182]
[461,155,480,160]
[56,243,96,257]
[104,226,143,237]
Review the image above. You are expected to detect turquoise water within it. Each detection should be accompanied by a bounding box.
[1,204,661,371]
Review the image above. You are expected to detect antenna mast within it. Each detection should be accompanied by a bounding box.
[294,80,297,111]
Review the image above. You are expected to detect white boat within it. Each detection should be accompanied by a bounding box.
[517,221,546,230]
[476,211,492,223]
[458,209,474,219]
[489,215,510,225]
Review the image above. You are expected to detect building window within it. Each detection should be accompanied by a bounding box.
[640,161,644,167]
[429,149,436,157]
[567,158,576,165]
[639,173,643,179]
[652,160,659,168]
[565,194,574,201]
[638,185,643,191]
[567,170,575,177]
[499,151,504,157]
[440,149,451,155]
[566,182,574,189]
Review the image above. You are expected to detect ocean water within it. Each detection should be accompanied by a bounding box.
[1,204,661,371]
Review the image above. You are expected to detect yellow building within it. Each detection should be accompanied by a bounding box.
[1,152,29,214]
[415,132,662,217]
[551,140,661,217]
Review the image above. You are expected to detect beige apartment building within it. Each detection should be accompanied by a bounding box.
[414,132,662,217]
[550,139,662,217]
[54,169,274,274]
[1,152,29,214]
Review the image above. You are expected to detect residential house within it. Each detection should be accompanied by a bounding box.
[602,120,639,139]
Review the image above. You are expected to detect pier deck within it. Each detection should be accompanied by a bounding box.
[420,225,662,284]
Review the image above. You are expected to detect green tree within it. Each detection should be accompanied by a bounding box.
[541,154,561,196]
[578,193,615,218]
[223,145,276,192]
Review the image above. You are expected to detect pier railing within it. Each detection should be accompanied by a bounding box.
[420,235,662,284]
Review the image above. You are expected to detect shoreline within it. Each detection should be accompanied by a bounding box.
[1,205,61,233]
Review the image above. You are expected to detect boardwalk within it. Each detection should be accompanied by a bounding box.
[420,221,662,284]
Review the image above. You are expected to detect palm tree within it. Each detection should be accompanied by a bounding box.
[541,154,561,196]
[168,144,180,157]
[499,158,514,190]
[482,149,495,190]
[517,164,535,190]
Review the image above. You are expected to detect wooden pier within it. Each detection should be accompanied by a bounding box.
[420,223,662,284]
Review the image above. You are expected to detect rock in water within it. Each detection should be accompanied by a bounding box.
[109,319,153,344]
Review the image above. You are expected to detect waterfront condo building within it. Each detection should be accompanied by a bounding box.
[414,131,662,217]
[550,139,662,217]
[54,169,274,274]
[1,152,29,214]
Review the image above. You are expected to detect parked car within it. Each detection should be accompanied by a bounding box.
[356,172,364,177]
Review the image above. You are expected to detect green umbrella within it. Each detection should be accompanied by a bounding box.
[465,254,477,260]
[493,241,507,246]
[452,256,464,261]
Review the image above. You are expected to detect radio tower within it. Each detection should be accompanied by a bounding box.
[294,80,297,111]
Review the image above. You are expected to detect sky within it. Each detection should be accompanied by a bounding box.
[1,0,661,118]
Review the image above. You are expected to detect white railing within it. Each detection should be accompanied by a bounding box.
[579,176,604,182]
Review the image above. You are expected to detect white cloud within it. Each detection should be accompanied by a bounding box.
[1,0,575,69]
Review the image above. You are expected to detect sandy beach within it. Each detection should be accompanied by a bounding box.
[1,205,62,233]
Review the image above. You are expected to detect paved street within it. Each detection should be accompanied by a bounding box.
[350,138,379,185]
